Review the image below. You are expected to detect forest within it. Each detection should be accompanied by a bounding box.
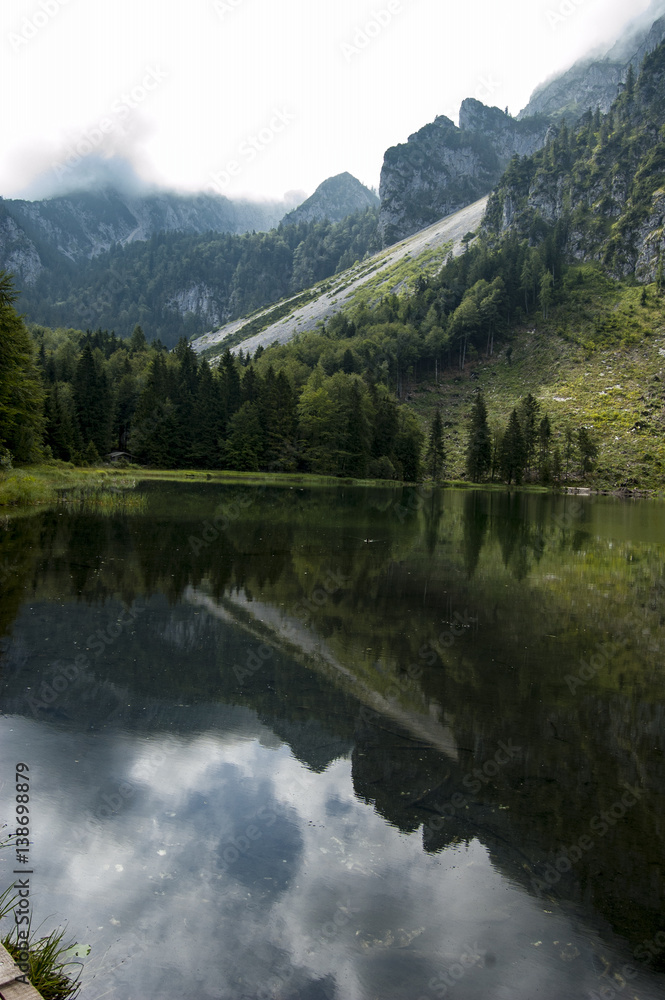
[1,255,598,487]
[16,207,381,347]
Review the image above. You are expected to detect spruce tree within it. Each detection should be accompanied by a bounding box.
[500,409,526,485]
[224,402,263,471]
[577,426,598,479]
[73,344,112,457]
[344,381,370,478]
[220,349,242,421]
[394,409,424,482]
[466,392,491,482]
[538,414,552,482]
[518,393,540,478]
[563,427,576,482]
[551,445,562,484]
[540,271,554,319]
[0,271,45,462]
[44,384,77,461]
[425,407,445,482]
[190,360,222,468]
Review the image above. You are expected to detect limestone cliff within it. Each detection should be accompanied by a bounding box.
[379,107,549,245]
[484,38,665,284]
[281,173,378,226]
[519,12,665,120]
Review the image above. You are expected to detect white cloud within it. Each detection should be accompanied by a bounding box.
[0,0,655,198]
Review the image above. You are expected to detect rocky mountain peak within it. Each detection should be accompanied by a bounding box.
[281,172,378,227]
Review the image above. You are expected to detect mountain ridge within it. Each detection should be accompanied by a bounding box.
[0,186,301,286]
[281,172,378,227]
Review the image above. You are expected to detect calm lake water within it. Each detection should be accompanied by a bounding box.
[0,483,664,1000]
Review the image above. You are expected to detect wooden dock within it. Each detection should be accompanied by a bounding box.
[0,943,44,1000]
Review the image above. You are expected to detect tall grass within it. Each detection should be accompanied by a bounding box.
[2,927,83,1000]
[0,831,84,999]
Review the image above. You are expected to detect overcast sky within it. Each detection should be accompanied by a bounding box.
[0,0,657,203]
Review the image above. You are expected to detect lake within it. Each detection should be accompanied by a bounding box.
[0,482,664,1000]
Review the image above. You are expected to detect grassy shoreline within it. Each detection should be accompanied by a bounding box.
[1,463,658,510]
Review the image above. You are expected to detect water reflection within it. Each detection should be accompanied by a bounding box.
[0,484,664,999]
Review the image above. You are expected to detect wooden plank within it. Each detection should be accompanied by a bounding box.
[0,944,22,989]
[0,944,44,1000]
[0,982,46,1000]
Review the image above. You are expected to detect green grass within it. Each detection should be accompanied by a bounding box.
[1,833,84,999]
[0,464,142,509]
[0,465,406,508]
[407,280,665,494]
[3,928,84,1000]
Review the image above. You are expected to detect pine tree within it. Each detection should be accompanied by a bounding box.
[518,393,540,478]
[223,402,263,471]
[343,381,371,478]
[73,344,112,457]
[466,392,491,482]
[563,426,576,482]
[425,407,445,481]
[190,360,222,468]
[577,426,598,479]
[44,384,77,461]
[540,271,554,319]
[0,271,45,462]
[551,445,562,484]
[500,409,525,485]
[538,414,552,482]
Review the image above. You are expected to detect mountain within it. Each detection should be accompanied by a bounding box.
[0,171,384,346]
[379,4,665,248]
[10,207,380,347]
[484,37,665,283]
[518,10,665,120]
[378,105,549,245]
[194,197,488,360]
[0,186,301,289]
[281,172,378,226]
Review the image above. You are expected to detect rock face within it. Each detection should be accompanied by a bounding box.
[484,37,665,284]
[167,284,225,330]
[379,5,665,248]
[379,107,549,245]
[0,207,43,287]
[281,173,378,227]
[519,13,665,119]
[0,187,299,285]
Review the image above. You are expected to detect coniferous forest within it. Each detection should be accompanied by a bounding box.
[2,253,599,487]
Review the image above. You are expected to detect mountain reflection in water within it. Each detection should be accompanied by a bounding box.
[0,483,663,1000]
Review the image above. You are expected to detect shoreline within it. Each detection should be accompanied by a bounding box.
[0,463,661,509]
